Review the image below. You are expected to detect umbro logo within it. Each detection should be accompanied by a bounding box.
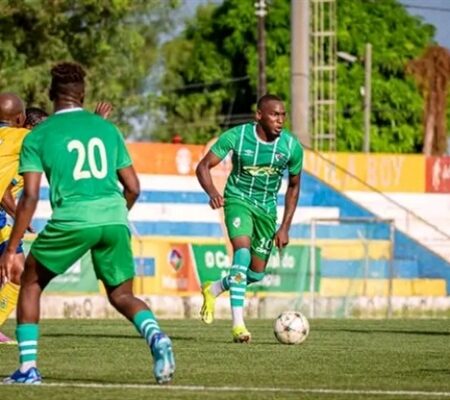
[243,149,254,156]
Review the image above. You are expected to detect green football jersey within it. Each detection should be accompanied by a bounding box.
[211,122,303,216]
[19,109,132,229]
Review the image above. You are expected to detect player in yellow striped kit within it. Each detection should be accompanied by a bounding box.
[0,96,46,344]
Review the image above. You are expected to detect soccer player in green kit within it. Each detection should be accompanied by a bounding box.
[196,94,303,343]
[0,62,175,384]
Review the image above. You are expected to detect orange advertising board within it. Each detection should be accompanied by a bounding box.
[127,143,203,175]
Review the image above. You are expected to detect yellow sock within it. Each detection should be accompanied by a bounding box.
[0,282,20,326]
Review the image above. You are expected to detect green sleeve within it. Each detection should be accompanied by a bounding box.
[288,137,304,176]
[116,128,132,170]
[19,133,44,174]
[210,126,239,160]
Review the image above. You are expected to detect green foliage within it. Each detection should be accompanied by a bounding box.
[336,0,435,152]
[158,0,435,152]
[0,0,179,135]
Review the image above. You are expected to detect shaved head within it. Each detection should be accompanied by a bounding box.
[0,92,26,127]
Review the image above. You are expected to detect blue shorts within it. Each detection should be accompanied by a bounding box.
[0,224,24,255]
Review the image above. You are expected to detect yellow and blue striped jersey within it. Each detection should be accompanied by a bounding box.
[0,175,23,228]
[0,125,29,201]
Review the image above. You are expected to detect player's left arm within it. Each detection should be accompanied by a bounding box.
[274,172,301,249]
[274,137,303,249]
[118,165,140,210]
[0,172,41,283]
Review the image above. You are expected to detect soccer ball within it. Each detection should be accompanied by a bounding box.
[273,311,310,345]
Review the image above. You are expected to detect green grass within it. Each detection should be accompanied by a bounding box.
[0,319,449,399]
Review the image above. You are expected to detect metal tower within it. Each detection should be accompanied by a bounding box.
[310,0,337,151]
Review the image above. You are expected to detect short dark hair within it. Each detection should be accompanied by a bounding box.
[49,62,86,101]
[25,107,48,128]
[257,94,283,110]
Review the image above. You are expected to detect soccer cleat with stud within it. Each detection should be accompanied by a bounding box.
[200,282,216,324]
[232,325,251,343]
[3,367,42,384]
[150,332,175,384]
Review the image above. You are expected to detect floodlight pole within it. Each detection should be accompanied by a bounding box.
[363,43,372,153]
[291,0,310,147]
[255,0,267,100]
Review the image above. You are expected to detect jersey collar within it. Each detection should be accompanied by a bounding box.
[55,107,83,115]
[253,124,280,145]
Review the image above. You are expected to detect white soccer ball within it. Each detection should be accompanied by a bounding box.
[274,311,310,345]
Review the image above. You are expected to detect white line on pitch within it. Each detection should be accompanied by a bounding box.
[11,382,446,397]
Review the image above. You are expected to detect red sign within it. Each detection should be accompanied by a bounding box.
[426,157,450,193]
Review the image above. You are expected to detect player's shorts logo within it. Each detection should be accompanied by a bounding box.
[232,217,241,228]
[255,246,270,254]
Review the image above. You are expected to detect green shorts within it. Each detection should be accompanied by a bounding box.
[224,198,277,261]
[31,224,135,287]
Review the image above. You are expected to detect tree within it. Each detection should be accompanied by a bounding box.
[157,0,435,152]
[407,46,450,155]
[0,0,179,135]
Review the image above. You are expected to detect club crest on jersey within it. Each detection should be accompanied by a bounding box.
[233,217,241,228]
[275,152,284,161]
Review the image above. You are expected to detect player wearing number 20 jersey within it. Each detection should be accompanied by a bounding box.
[20,108,131,229]
[2,62,174,385]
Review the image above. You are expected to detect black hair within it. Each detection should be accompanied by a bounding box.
[257,94,283,110]
[24,107,48,128]
[49,62,86,101]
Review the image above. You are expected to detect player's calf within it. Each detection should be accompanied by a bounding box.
[246,269,265,285]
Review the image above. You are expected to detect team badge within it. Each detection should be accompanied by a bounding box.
[231,272,245,284]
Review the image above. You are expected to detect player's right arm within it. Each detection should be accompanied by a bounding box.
[196,127,238,209]
[196,151,225,209]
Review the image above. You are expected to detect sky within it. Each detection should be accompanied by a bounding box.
[399,0,450,48]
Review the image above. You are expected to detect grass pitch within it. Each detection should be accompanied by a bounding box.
[0,318,449,399]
